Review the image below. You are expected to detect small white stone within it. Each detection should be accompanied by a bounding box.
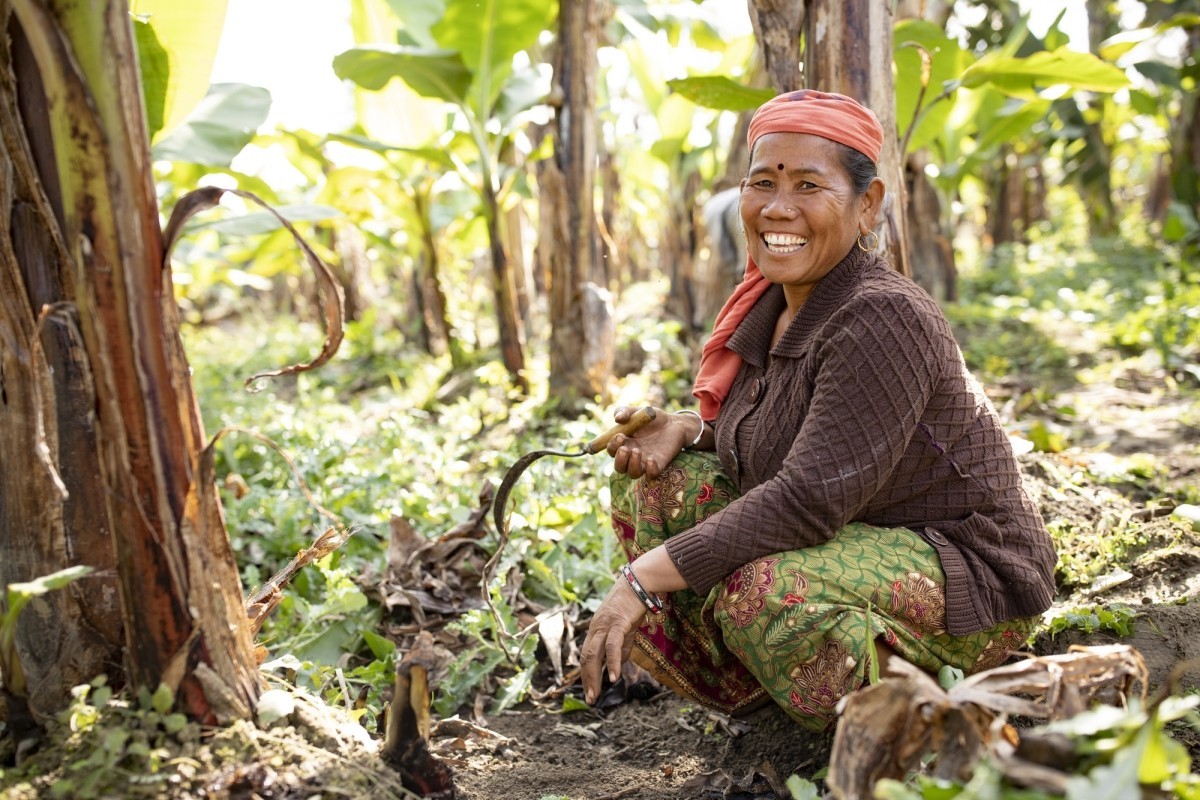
[256,689,295,727]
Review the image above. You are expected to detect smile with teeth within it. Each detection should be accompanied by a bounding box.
[762,232,808,253]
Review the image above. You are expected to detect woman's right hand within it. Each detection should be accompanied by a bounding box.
[606,406,699,480]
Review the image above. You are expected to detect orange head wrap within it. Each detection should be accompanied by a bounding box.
[692,91,885,421]
[747,89,884,163]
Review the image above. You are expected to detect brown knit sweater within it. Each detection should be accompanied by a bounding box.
[665,246,1057,635]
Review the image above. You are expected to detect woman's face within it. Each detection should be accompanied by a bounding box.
[740,132,877,298]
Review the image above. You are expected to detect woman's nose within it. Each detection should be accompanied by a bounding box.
[763,193,797,217]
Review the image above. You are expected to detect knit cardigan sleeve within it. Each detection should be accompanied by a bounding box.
[664,290,955,595]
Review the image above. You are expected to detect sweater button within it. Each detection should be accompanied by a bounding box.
[924,527,948,546]
[749,377,765,404]
[725,449,740,476]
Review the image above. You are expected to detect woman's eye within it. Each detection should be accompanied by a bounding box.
[798,181,817,190]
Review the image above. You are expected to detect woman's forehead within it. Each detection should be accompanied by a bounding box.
[749,133,841,172]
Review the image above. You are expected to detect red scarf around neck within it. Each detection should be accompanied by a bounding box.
[692,258,771,421]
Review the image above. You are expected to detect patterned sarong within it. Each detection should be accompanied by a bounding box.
[610,451,1038,730]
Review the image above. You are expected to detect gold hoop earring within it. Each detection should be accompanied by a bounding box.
[856,230,879,253]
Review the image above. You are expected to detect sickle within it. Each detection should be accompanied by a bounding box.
[486,407,658,578]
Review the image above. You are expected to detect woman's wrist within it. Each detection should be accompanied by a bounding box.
[618,563,662,614]
[675,409,707,451]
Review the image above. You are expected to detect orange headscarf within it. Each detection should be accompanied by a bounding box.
[692,91,884,421]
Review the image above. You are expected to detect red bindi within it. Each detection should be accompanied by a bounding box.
[777,163,784,170]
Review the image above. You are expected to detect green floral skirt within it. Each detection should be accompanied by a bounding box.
[610,451,1037,731]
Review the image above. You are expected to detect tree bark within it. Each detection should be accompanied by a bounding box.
[1,0,258,723]
[905,152,956,301]
[747,0,805,93]
[504,203,531,329]
[1077,0,1118,238]
[804,0,910,276]
[598,150,620,290]
[1,14,124,724]
[483,187,527,392]
[412,190,452,359]
[987,146,1035,246]
[546,0,613,407]
[1142,5,1198,227]
[663,169,702,334]
[332,224,373,323]
[1170,23,1200,221]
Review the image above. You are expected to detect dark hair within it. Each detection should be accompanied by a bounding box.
[745,140,878,196]
[837,143,877,195]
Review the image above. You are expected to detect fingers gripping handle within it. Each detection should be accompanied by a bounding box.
[583,407,657,455]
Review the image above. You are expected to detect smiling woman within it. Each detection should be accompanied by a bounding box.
[579,89,1059,732]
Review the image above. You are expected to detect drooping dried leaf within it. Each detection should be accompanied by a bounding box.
[162,187,345,390]
[827,645,1149,800]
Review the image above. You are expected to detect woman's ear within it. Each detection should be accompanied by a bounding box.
[859,177,886,232]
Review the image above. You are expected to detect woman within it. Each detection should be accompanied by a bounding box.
[580,90,1058,730]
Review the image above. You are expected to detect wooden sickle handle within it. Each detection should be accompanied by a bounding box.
[583,407,657,454]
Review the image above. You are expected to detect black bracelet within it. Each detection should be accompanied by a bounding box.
[619,563,663,614]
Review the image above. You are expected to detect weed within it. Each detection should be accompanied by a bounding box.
[1045,604,1139,638]
[786,774,821,799]
[1048,515,1147,591]
[1,676,407,799]
[435,598,539,717]
[1,677,197,799]
[952,236,1200,395]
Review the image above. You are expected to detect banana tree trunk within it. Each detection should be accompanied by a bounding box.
[482,186,527,393]
[1168,23,1199,223]
[804,0,910,277]
[0,17,123,729]
[546,0,613,406]
[411,190,452,360]
[663,169,701,333]
[747,0,805,93]
[0,0,257,724]
[1079,0,1118,238]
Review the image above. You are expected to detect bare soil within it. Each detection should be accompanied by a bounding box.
[451,692,832,800]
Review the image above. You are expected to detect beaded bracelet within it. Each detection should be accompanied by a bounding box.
[619,563,663,614]
[676,409,706,451]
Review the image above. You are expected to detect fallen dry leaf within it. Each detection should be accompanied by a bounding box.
[826,644,1149,799]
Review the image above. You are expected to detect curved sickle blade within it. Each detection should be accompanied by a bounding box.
[487,407,658,577]
[489,448,580,576]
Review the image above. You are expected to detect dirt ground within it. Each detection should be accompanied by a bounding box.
[450,690,831,800]
[448,377,1200,800]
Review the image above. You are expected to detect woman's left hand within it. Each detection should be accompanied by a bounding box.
[580,576,647,704]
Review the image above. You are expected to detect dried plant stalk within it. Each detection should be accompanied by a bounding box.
[827,644,1149,799]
